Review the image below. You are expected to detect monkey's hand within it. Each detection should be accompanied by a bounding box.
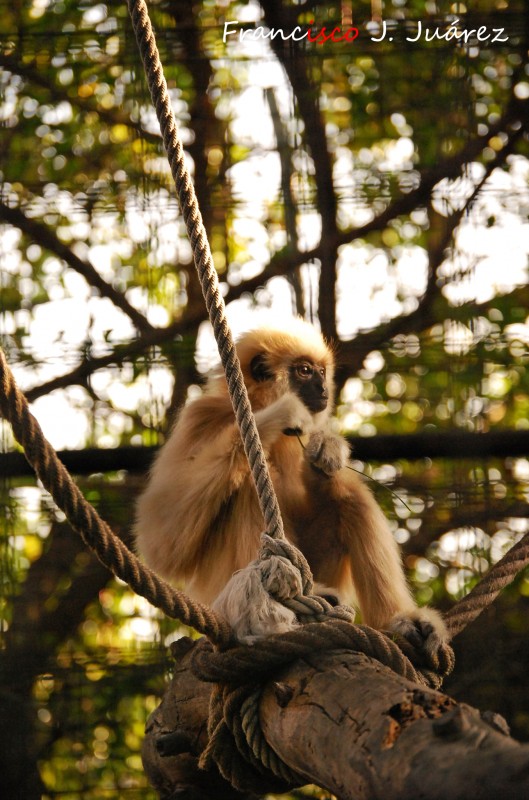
[388,607,448,662]
[254,392,315,446]
[305,430,350,475]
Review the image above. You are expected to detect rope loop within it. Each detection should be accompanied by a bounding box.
[190,623,454,793]
[199,683,301,793]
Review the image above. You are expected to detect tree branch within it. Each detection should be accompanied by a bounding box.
[163,0,226,418]
[266,87,304,316]
[0,201,154,333]
[260,92,528,286]
[4,428,529,477]
[11,94,525,400]
[17,247,300,401]
[142,638,529,800]
[2,522,111,671]
[0,53,162,146]
[337,274,529,383]
[262,0,340,336]
[401,500,529,561]
[335,117,525,381]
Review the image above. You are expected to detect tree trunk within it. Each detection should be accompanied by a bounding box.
[142,638,529,800]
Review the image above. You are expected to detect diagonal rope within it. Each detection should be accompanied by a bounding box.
[126,0,285,544]
[444,530,529,638]
[0,349,232,647]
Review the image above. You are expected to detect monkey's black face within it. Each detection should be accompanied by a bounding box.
[290,360,328,413]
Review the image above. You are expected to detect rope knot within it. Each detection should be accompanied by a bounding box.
[259,533,313,594]
[213,532,356,643]
[190,617,453,794]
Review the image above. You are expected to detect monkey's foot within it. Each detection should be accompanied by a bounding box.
[388,607,448,662]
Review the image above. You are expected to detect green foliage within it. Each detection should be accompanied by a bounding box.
[37,650,163,799]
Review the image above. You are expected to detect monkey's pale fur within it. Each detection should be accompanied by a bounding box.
[135,319,446,649]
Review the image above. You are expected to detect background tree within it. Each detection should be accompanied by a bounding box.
[1,1,529,797]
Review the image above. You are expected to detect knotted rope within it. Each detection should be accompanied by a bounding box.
[190,618,455,793]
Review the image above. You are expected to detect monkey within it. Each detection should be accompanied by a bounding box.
[134,319,446,652]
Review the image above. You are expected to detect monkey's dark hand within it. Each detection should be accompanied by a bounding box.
[305,430,350,475]
[389,608,448,662]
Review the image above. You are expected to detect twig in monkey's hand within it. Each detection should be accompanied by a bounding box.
[296,433,413,514]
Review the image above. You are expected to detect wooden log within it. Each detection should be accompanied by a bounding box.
[142,638,529,800]
[140,637,254,800]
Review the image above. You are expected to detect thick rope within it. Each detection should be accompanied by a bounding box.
[126,0,284,543]
[444,529,529,638]
[190,620,455,792]
[191,620,453,686]
[0,349,232,647]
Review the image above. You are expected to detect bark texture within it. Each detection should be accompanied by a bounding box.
[142,638,529,800]
[141,638,257,799]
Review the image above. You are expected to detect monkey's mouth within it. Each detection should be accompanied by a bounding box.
[307,396,328,413]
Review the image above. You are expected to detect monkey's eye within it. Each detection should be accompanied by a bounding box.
[296,363,314,378]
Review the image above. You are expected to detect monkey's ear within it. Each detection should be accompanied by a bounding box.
[250,354,273,382]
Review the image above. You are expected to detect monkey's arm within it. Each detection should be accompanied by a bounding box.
[134,404,251,582]
[301,438,447,652]
[304,429,350,475]
[253,392,315,442]
[335,476,447,651]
